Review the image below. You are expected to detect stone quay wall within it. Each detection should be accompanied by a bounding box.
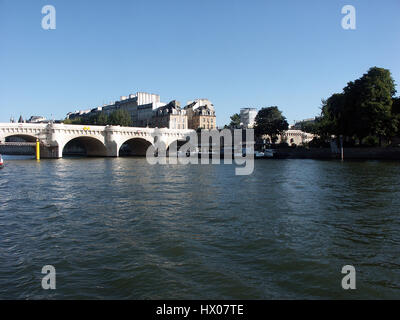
[275,147,400,160]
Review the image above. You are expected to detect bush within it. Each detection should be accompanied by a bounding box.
[364,136,379,147]
[308,137,330,148]
[273,142,289,149]
[343,138,356,147]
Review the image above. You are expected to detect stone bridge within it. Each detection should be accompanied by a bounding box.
[0,123,194,158]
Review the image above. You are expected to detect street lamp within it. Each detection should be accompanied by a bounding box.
[340,135,344,161]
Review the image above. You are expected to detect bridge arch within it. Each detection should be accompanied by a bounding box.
[0,134,38,156]
[165,138,189,157]
[3,134,39,143]
[119,137,153,157]
[62,136,108,157]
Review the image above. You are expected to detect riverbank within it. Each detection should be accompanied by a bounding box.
[273,147,400,160]
[2,146,400,161]
[0,145,34,155]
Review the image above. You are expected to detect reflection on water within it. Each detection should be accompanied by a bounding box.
[1,155,35,160]
[0,158,400,299]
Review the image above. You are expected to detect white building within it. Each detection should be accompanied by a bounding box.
[184,99,216,130]
[240,108,258,128]
[67,92,216,130]
[68,92,166,126]
[27,116,47,123]
[279,130,314,146]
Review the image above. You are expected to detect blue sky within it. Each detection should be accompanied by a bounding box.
[1,0,399,127]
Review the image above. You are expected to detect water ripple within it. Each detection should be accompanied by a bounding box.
[1,158,400,299]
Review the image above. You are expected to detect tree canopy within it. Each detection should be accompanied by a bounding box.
[229,113,241,128]
[108,109,132,127]
[316,67,398,145]
[392,97,400,115]
[64,109,132,127]
[254,106,289,143]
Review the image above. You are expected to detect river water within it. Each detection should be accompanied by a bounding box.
[0,156,399,299]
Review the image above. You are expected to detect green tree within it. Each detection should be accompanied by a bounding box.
[63,110,132,126]
[300,120,317,134]
[254,106,289,143]
[109,109,132,126]
[319,94,349,137]
[228,113,241,128]
[63,117,83,125]
[82,114,98,125]
[318,67,397,145]
[345,67,395,144]
[97,112,109,125]
[389,97,400,139]
[392,97,400,115]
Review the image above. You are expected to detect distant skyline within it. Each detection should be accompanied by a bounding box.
[1,0,399,127]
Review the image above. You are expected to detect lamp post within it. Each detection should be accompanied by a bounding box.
[36,139,40,160]
[340,135,344,161]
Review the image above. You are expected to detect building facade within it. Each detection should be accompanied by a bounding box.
[67,92,216,130]
[240,108,258,128]
[279,130,314,146]
[292,118,316,130]
[27,116,47,123]
[150,101,188,129]
[184,99,216,130]
[67,92,165,126]
[101,92,165,125]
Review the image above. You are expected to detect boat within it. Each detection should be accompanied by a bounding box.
[255,149,275,159]
[255,151,265,158]
[263,149,275,158]
[0,154,4,169]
